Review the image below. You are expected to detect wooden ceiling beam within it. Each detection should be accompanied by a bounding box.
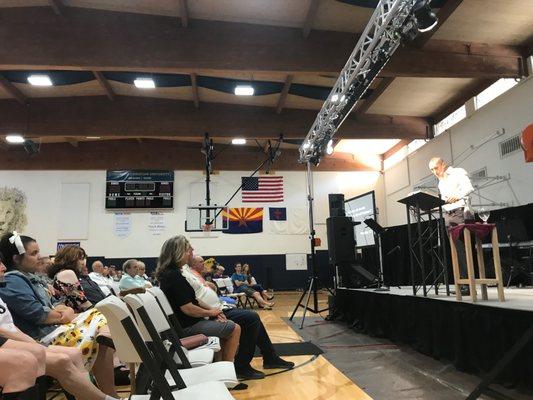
[48,0,65,16]
[92,71,115,101]
[383,139,409,159]
[190,73,199,108]
[0,139,376,172]
[302,0,320,39]
[0,74,27,105]
[275,74,293,114]
[65,137,78,147]
[0,96,428,140]
[0,7,522,79]
[179,0,189,28]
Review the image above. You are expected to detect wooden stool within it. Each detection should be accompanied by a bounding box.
[449,224,505,302]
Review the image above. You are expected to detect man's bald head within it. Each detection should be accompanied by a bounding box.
[191,255,205,273]
[92,260,104,273]
[429,157,448,179]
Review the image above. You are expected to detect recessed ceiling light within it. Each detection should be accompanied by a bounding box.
[5,134,25,144]
[27,74,53,86]
[134,78,156,89]
[86,136,101,139]
[234,85,254,96]
[232,138,247,145]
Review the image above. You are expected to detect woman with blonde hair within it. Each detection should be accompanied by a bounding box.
[156,235,240,363]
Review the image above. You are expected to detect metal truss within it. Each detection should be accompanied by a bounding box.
[299,0,425,163]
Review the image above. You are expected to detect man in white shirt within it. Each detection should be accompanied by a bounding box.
[88,261,113,296]
[429,157,475,293]
[182,258,223,310]
[429,157,474,225]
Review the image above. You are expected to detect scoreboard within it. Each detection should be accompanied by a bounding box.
[105,170,174,209]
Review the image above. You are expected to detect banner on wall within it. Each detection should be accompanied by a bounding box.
[267,207,307,235]
[57,242,80,251]
[114,212,132,238]
[222,207,263,234]
[148,212,166,236]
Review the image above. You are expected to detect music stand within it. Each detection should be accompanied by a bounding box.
[398,190,450,297]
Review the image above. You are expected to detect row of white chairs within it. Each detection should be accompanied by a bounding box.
[95,287,239,400]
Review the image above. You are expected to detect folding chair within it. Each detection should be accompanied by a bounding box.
[95,296,234,400]
[123,294,238,389]
[214,279,246,308]
[147,287,221,348]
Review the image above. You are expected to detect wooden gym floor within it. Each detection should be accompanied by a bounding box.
[47,291,372,400]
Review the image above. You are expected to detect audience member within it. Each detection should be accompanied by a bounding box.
[231,263,274,309]
[89,261,113,296]
[243,263,273,301]
[119,259,152,292]
[108,265,118,281]
[79,263,107,305]
[0,255,119,400]
[0,233,118,398]
[47,246,93,312]
[213,265,226,279]
[185,256,293,377]
[156,236,241,364]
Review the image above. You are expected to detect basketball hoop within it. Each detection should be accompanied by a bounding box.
[202,223,213,237]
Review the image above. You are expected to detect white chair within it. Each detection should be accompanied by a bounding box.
[147,287,221,350]
[123,294,238,389]
[95,296,234,400]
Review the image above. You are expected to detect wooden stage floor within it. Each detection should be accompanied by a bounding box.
[48,292,372,400]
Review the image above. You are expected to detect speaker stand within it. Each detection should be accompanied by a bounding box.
[290,161,333,329]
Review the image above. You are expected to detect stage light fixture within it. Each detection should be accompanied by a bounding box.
[326,139,334,155]
[234,85,254,96]
[232,138,246,145]
[27,74,53,86]
[6,134,25,144]
[23,139,40,156]
[134,78,156,89]
[413,0,438,32]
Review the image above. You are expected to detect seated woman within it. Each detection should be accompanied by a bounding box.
[48,245,93,312]
[119,259,152,293]
[0,232,119,398]
[242,263,273,301]
[231,263,274,309]
[156,236,241,364]
[0,256,119,400]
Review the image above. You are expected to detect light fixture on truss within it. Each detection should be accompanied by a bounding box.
[298,0,438,165]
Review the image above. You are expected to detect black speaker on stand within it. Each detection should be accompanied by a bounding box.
[328,193,346,217]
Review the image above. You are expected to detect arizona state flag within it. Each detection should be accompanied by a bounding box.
[222,207,263,234]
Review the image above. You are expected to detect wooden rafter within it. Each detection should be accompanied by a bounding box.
[0,139,377,172]
[0,96,429,140]
[383,139,409,160]
[0,8,522,79]
[179,0,189,28]
[92,71,115,101]
[0,74,27,105]
[302,0,320,38]
[276,74,293,114]
[190,73,199,108]
[48,0,65,15]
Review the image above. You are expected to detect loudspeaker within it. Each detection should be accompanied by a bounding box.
[328,193,345,217]
[326,216,356,264]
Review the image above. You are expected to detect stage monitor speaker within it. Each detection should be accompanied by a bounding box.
[326,216,356,264]
[328,193,345,217]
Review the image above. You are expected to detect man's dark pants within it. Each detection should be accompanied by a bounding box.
[223,308,276,369]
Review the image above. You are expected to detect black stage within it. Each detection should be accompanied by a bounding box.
[334,287,533,391]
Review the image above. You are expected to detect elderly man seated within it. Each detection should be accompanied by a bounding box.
[88,261,113,296]
[182,255,294,379]
[119,259,152,292]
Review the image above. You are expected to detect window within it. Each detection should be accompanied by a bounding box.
[475,78,519,110]
[434,105,466,136]
[407,139,427,155]
[383,145,408,170]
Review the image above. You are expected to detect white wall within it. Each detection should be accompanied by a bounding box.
[384,77,533,226]
[0,170,384,258]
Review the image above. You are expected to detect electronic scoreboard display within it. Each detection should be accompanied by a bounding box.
[105,170,174,209]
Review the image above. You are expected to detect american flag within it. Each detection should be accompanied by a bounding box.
[242,176,284,203]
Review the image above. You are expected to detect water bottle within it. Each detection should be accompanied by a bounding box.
[463,196,475,224]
